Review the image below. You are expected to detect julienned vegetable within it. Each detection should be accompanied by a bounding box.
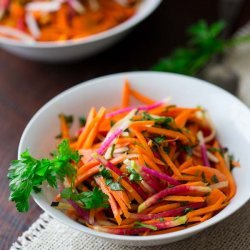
[8,80,238,236]
[0,0,139,42]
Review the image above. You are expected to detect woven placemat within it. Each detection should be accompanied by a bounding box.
[10,201,250,250]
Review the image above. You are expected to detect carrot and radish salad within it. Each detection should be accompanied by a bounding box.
[0,0,139,42]
[8,80,239,236]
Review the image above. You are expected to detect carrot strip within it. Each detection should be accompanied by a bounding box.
[181,166,227,183]
[110,190,130,218]
[164,196,205,203]
[129,120,155,129]
[159,146,182,178]
[132,129,155,159]
[213,141,236,200]
[145,127,189,143]
[109,170,143,204]
[142,154,162,173]
[76,107,98,149]
[178,158,193,171]
[188,198,225,217]
[95,177,122,225]
[59,114,70,139]
[82,107,106,149]
[175,110,192,127]
[122,80,130,107]
[150,203,180,214]
[75,166,99,186]
[130,88,155,105]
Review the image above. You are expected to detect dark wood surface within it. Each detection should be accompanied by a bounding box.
[0,1,249,249]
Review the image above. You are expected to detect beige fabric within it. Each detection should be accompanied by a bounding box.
[10,201,250,250]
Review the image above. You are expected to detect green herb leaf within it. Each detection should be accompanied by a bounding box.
[211,175,219,183]
[142,112,173,126]
[183,207,193,215]
[105,179,113,186]
[110,144,116,158]
[201,171,208,183]
[134,222,157,231]
[127,166,142,182]
[108,182,124,191]
[159,217,165,222]
[61,187,109,209]
[181,145,193,155]
[152,20,226,76]
[60,114,74,127]
[153,135,166,145]
[79,115,86,126]
[78,187,109,209]
[208,147,223,156]
[8,140,79,212]
[99,166,112,179]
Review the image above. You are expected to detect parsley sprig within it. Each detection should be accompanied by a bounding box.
[152,20,250,76]
[8,140,79,212]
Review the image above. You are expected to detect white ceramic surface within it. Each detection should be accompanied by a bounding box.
[0,1,161,62]
[19,72,250,246]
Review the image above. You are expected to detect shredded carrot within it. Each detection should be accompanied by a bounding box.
[96,177,122,225]
[130,87,155,105]
[122,80,130,107]
[164,196,205,203]
[49,80,237,236]
[0,1,139,42]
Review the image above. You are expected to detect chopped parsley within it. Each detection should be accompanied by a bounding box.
[127,166,142,182]
[79,115,86,126]
[134,222,157,231]
[61,187,109,209]
[211,175,219,183]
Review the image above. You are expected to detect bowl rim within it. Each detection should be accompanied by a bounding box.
[0,0,161,48]
[18,71,250,242]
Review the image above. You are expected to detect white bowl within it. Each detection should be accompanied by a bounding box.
[0,1,161,62]
[19,72,250,246]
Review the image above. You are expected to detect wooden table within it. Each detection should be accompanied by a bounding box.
[1,1,249,249]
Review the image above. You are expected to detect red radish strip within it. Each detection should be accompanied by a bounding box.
[98,110,136,155]
[25,12,40,39]
[148,215,187,230]
[142,166,180,186]
[93,216,187,235]
[138,98,169,111]
[141,172,162,192]
[130,203,205,221]
[93,226,149,235]
[17,18,25,31]
[105,99,168,119]
[67,200,90,223]
[106,107,133,119]
[26,1,61,12]
[141,180,154,194]
[138,185,211,212]
[97,128,123,155]
[0,25,34,41]
[197,131,210,167]
[92,153,148,200]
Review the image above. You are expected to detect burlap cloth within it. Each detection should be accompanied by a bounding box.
[10,201,250,250]
[10,24,250,250]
